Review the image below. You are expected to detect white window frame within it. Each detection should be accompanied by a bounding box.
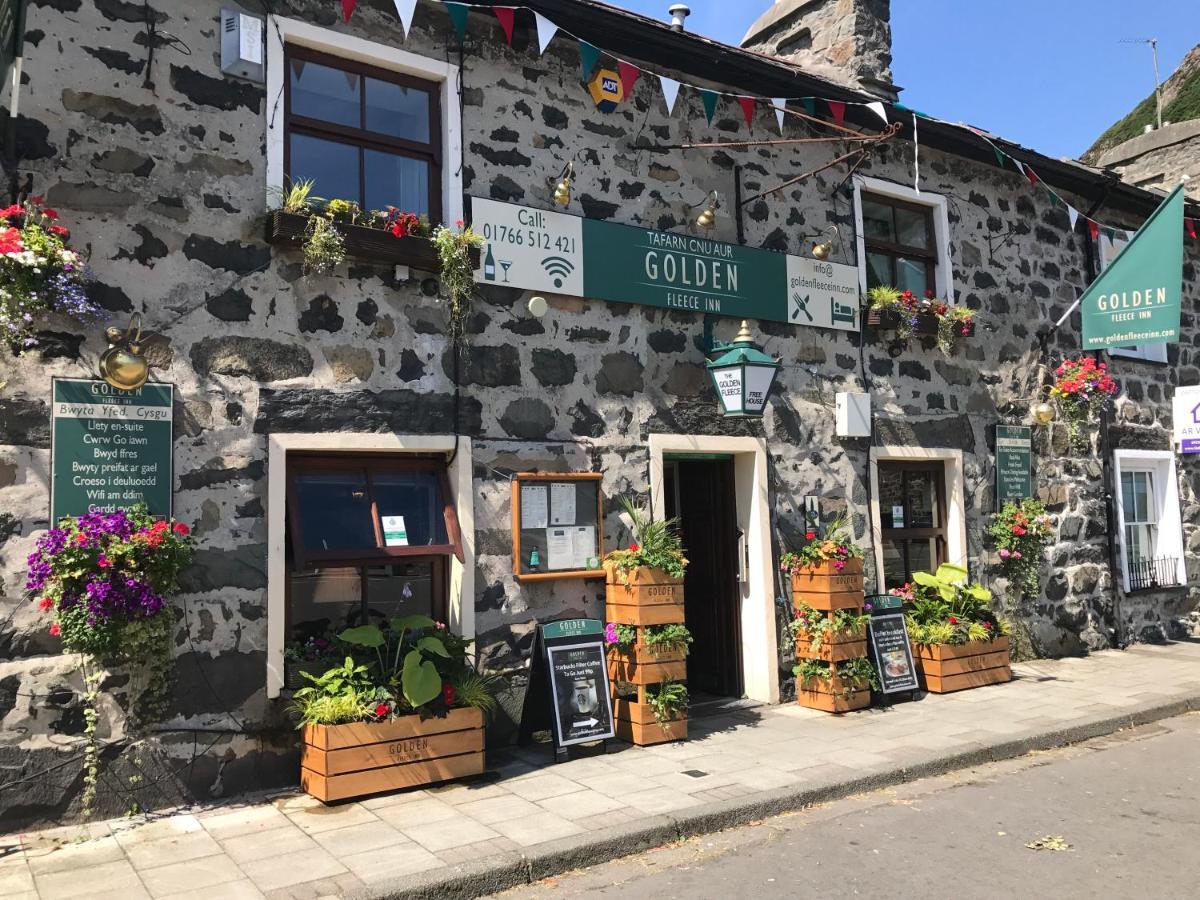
[1099,233,1168,364]
[868,446,967,594]
[852,175,956,302]
[1112,449,1185,592]
[265,434,475,698]
[265,15,463,228]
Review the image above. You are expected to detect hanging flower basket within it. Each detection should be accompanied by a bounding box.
[1050,357,1118,455]
[865,287,976,353]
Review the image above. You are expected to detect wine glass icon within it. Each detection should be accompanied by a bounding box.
[498,259,512,283]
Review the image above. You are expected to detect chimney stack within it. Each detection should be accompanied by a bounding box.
[668,4,690,32]
[741,0,898,101]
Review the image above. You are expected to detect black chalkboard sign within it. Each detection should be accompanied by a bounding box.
[518,618,615,759]
[868,608,919,694]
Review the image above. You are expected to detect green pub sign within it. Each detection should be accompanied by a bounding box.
[50,378,174,522]
[994,424,1032,506]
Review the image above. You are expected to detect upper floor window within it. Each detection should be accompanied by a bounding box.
[862,193,937,294]
[284,44,442,221]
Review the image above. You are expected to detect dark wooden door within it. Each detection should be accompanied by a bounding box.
[672,459,742,698]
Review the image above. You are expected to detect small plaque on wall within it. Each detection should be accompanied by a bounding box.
[511,473,605,582]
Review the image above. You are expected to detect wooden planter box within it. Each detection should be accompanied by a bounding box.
[613,697,687,746]
[264,211,481,271]
[867,308,976,338]
[794,626,868,663]
[791,560,865,612]
[606,566,686,626]
[608,643,687,684]
[300,707,485,802]
[796,675,871,713]
[913,636,1012,694]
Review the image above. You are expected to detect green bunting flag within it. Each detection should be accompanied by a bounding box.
[579,41,600,78]
[800,97,815,117]
[1048,193,1060,208]
[445,2,469,42]
[992,146,1005,167]
[700,89,719,124]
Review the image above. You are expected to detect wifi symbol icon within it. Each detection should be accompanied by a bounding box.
[540,255,575,288]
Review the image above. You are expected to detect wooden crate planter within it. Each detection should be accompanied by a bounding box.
[608,644,687,684]
[613,697,687,746]
[606,566,685,626]
[300,707,485,802]
[264,211,480,271]
[867,308,976,338]
[794,626,868,663]
[796,675,871,713]
[913,636,1012,694]
[791,560,865,612]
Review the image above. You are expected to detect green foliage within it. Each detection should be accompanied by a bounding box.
[451,670,500,713]
[290,690,375,726]
[611,623,637,650]
[645,680,688,725]
[788,604,869,653]
[906,563,1010,646]
[1084,65,1200,161]
[779,514,863,573]
[793,657,879,696]
[642,623,693,656]
[269,178,321,214]
[604,495,689,580]
[302,215,346,274]
[987,499,1054,604]
[433,221,483,346]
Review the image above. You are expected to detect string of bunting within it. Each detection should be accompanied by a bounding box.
[340,0,1198,242]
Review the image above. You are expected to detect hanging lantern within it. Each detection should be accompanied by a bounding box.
[696,191,719,230]
[1032,401,1056,425]
[552,162,573,207]
[705,320,781,418]
[98,316,149,391]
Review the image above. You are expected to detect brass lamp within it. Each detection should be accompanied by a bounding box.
[1032,400,1056,425]
[811,225,840,260]
[98,315,149,391]
[552,162,573,207]
[696,191,719,229]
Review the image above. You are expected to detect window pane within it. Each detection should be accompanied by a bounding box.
[878,466,904,527]
[1135,472,1154,523]
[364,560,437,621]
[290,567,361,634]
[866,252,893,289]
[1120,471,1135,522]
[290,133,360,205]
[908,538,933,576]
[895,205,932,249]
[364,150,430,215]
[290,59,360,127]
[881,538,906,589]
[905,471,939,528]
[862,199,895,242]
[372,471,448,546]
[366,78,430,143]
[1126,524,1156,562]
[294,471,376,553]
[896,257,930,294]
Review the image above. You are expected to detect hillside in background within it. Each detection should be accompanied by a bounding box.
[1083,44,1200,163]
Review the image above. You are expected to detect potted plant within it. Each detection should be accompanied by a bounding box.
[1049,357,1118,454]
[781,516,865,610]
[794,658,877,713]
[605,622,691,684]
[432,219,484,345]
[283,624,343,691]
[0,196,99,352]
[292,615,496,802]
[987,499,1054,605]
[904,563,1013,693]
[604,496,688,624]
[613,679,688,745]
[790,603,871,662]
[25,505,195,818]
[866,286,976,354]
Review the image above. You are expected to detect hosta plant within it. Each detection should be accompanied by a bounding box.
[905,563,1011,646]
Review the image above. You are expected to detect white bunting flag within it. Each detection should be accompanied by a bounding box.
[660,76,681,115]
[866,101,888,126]
[394,0,417,36]
[534,12,558,54]
[1068,205,1079,231]
[771,97,787,132]
[1125,229,1135,243]
[1012,158,1025,177]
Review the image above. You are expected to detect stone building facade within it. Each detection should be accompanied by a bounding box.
[0,0,1197,827]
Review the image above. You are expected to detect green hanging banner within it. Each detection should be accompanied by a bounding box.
[1080,185,1184,350]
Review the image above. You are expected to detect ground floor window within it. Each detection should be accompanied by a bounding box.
[1114,451,1185,592]
[877,460,947,589]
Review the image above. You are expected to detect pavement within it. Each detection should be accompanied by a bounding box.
[493,712,1200,899]
[3,641,1200,899]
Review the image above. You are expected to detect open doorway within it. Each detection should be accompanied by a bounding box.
[664,456,744,699]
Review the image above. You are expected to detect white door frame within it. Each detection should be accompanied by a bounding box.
[647,434,778,704]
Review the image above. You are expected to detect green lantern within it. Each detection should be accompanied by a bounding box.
[704,320,781,417]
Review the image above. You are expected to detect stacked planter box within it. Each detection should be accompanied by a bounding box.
[914,636,1012,693]
[792,559,871,713]
[605,566,688,745]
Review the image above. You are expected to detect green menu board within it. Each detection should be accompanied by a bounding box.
[50,378,174,522]
[994,424,1032,506]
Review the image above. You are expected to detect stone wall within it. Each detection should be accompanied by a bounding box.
[1095,121,1200,200]
[0,0,1197,827]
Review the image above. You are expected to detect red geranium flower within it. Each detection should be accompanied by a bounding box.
[42,208,58,220]
[805,531,816,540]
[455,219,465,228]
[28,195,43,205]
[49,623,61,637]
[49,225,70,239]
[0,204,22,219]
[173,522,190,536]
[628,542,640,552]
[374,703,390,717]
[442,682,456,706]
[948,616,958,625]
[38,596,53,611]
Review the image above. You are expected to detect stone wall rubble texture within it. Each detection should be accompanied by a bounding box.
[0,0,1196,827]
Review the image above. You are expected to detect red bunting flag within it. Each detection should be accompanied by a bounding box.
[1087,219,1099,241]
[341,0,356,23]
[827,100,845,127]
[738,96,756,130]
[1025,166,1039,188]
[1186,217,1197,239]
[617,60,640,98]
[493,7,516,46]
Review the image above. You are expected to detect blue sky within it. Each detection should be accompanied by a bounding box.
[609,1,1197,158]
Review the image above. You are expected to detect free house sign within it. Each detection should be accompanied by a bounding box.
[471,196,859,331]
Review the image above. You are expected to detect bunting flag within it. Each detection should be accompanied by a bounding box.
[771,97,787,133]
[700,89,718,124]
[579,40,600,78]
[738,96,756,130]
[991,145,1005,167]
[1087,219,1099,241]
[1186,217,1197,240]
[394,0,417,36]
[827,100,845,127]
[800,97,816,117]
[493,6,516,46]
[1024,166,1039,188]
[534,12,557,53]
[1012,158,1025,177]
[1068,205,1080,231]
[445,2,469,41]
[866,100,888,126]
[660,75,681,116]
[1048,193,1060,208]
[341,0,356,23]
[617,60,640,97]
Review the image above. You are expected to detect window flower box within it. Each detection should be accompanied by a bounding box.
[605,566,686,626]
[300,707,485,802]
[793,625,868,663]
[867,308,976,338]
[264,211,480,272]
[607,643,687,684]
[911,636,1012,694]
[791,559,865,612]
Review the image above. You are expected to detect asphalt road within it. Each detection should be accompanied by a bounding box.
[493,713,1200,899]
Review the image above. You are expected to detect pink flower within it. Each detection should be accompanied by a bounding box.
[1012,551,1022,559]
[998,548,1011,559]
[97,554,112,568]
[173,522,190,536]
